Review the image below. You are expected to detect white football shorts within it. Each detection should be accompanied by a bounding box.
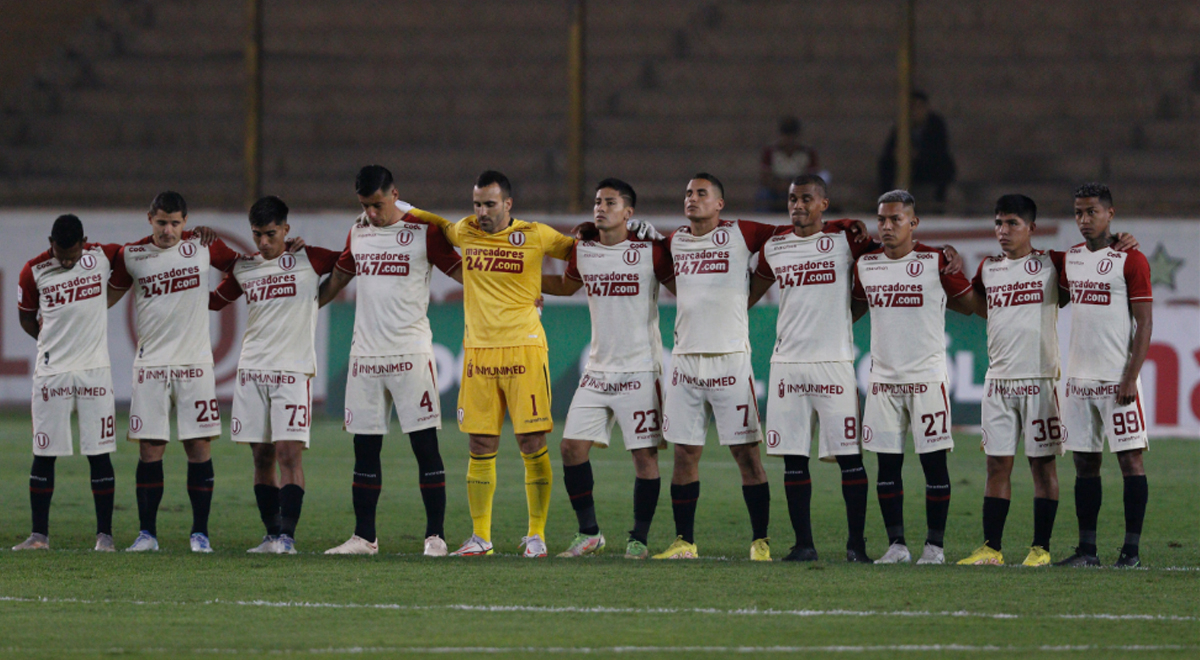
[562,370,664,450]
[231,370,313,446]
[764,361,860,460]
[344,354,442,435]
[662,352,762,447]
[128,363,220,442]
[31,367,117,456]
[862,381,954,454]
[981,378,1064,458]
[1062,377,1149,453]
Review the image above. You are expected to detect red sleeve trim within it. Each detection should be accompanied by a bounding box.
[564,243,582,281]
[108,246,133,290]
[652,240,674,283]
[851,262,867,301]
[207,239,240,272]
[304,245,342,275]
[736,219,779,253]
[753,248,775,281]
[426,223,463,275]
[18,260,41,312]
[1123,250,1153,302]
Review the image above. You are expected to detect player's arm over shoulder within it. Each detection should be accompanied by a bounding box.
[545,243,583,296]
[406,207,456,242]
[536,222,576,260]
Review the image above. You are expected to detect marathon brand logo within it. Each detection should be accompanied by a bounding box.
[239,370,298,386]
[465,247,523,274]
[39,273,104,309]
[986,382,1042,397]
[1066,381,1120,399]
[871,383,929,395]
[673,248,730,276]
[138,266,202,300]
[579,374,642,393]
[245,273,298,302]
[671,368,736,389]
[351,360,414,377]
[774,259,837,288]
[583,272,640,297]
[356,252,412,277]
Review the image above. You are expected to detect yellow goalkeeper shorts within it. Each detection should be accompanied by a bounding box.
[457,346,553,436]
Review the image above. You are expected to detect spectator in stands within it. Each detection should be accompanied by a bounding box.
[756,116,824,213]
[878,91,956,205]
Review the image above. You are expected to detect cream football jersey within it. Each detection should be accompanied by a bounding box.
[19,244,121,376]
[1063,244,1153,382]
[565,237,674,372]
[972,250,1066,380]
[853,244,973,383]
[668,219,777,355]
[755,220,874,363]
[211,246,340,375]
[335,212,461,357]
[110,233,239,367]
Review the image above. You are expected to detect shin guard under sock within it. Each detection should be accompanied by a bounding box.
[562,461,599,535]
[783,455,813,548]
[836,454,869,551]
[186,460,214,536]
[410,429,446,539]
[352,434,383,542]
[629,477,660,544]
[30,456,56,536]
[87,454,115,536]
[135,460,164,537]
[671,481,700,544]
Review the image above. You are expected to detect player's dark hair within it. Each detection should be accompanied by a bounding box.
[878,189,916,209]
[50,214,85,248]
[691,172,724,199]
[595,178,636,208]
[790,173,828,198]
[149,191,187,217]
[475,170,512,198]
[779,116,800,135]
[249,195,289,227]
[355,165,394,197]
[994,194,1037,224]
[1073,182,1113,208]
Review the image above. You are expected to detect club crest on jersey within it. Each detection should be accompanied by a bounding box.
[231,418,242,435]
[79,254,97,270]
[906,261,924,277]
[816,236,835,253]
[623,248,641,265]
[278,253,296,271]
[1024,258,1042,275]
[180,242,197,258]
[344,409,353,426]
[508,232,526,247]
[129,415,143,433]
[777,379,785,398]
[1097,258,1113,275]
[712,229,730,246]
[35,432,49,449]
[397,230,413,246]
[862,425,873,444]
[766,430,781,448]
[41,385,49,402]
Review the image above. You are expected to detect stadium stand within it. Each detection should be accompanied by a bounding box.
[1,0,1198,213]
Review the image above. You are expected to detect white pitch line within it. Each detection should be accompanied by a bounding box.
[0,645,1196,654]
[1,596,1197,623]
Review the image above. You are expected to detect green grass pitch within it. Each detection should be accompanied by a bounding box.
[0,411,1196,658]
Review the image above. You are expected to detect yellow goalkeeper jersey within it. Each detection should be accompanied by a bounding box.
[413,209,574,349]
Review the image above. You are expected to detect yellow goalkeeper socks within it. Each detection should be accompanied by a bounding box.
[522,448,553,539]
[466,452,497,542]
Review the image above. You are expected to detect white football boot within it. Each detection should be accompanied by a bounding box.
[324,534,379,555]
[874,541,912,564]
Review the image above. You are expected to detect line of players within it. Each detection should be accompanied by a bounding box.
[14,166,1152,568]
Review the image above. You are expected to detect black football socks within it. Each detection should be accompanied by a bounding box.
[87,454,115,536]
[352,434,383,542]
[135,460,165,537]
[410,428,447,539]
[29,456,56,536]
[563,461,599,535]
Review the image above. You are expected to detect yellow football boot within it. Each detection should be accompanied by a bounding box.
[956,544,1004,565]
[750,538,771,561]
[652,536,698,559]
[1022,546,1051,567]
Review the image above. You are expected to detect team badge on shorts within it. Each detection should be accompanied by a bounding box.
[231,418,242,435]
[130,415,143,433]
[35,432,49,449]
[457,408,465,424]
[862,425,873,444]
[344,409,353,425]
[766,430,781,448]
[662,415,670,432]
